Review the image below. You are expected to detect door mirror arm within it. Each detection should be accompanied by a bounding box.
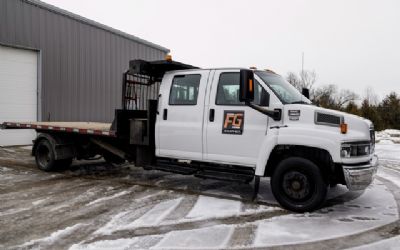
[245,101,281,121]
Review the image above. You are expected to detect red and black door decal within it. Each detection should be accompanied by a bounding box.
[222,111,244,135]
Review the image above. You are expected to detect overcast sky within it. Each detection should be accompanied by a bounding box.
[43,0,399,100]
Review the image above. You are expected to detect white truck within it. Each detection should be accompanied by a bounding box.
[1,59,378,212]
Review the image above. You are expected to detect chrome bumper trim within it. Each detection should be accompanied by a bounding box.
[342,155,378,191]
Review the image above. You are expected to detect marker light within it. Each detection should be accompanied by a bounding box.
[340,123,348,134]
[165,55,172,61]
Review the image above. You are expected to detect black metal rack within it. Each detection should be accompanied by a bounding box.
[122,59,198,110]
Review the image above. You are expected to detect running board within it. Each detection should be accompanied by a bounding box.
[146,158,255,183]
[145,159,198,175]
[195,170,254,183]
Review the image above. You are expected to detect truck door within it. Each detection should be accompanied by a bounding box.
[156,70,210,160]
[204,70,269,166]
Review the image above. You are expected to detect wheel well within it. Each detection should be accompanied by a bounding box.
[265,145,341,184]
[32,133,76,160]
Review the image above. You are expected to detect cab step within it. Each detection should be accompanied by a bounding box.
[146,159,198,175]
[195,170,254,183]
[146,158,256,183]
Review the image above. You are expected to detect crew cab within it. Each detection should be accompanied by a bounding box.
[1,59,378,212]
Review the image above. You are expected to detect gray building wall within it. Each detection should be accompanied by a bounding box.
[0,0,169,122]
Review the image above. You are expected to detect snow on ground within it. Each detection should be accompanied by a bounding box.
[2,143,400,249]
[376,129,400,144]
[375,144,400,162]
[185,196,241,219]
[87,190,130,206]
[254,180,398,247]
[129,198,183,227]
[20,224,85,248]
[348,235,400,250]
[154,225,234,249]
[375,129,400,162]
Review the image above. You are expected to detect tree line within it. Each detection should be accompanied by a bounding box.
[286,70,400,131]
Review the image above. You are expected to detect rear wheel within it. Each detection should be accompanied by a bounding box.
[35,139,72,171]
[271,157,328,212]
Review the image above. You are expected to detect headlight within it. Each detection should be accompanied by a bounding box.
[341,143,371,158]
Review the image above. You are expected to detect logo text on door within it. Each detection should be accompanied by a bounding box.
[222,111,244,135]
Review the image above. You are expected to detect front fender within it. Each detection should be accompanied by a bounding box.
[255,127,340,176]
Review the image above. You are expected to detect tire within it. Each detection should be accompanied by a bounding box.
[271,157,328,212]
[35,139,73,172]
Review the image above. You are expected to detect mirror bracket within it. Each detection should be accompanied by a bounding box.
[245,102,281,121]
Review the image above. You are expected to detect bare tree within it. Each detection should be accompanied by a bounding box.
[300,70,317,91]
[336,89,359,108]
[286,72,302,91]
[286,70,317,99]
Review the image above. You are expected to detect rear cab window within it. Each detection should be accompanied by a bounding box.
[169,74,201,105]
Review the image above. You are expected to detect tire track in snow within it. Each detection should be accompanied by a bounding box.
[241,171,400,250]
[88,208,287,242]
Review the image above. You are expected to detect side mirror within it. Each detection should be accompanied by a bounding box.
[302,88,310,99]
[239,69,254,103]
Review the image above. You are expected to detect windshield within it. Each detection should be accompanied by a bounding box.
[255,71,311,104]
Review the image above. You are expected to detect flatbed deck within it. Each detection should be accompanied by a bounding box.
[1,122,116,137]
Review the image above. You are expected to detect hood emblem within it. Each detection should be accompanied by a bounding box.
[288,110,301,121]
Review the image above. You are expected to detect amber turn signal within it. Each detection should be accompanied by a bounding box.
[249,79,253,92]
[340,123,348,134]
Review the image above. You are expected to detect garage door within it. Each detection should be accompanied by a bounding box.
[0,45,38,146]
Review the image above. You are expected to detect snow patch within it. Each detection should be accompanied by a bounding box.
[376,129,400,144]
[186,196,241,219]
[375,144,400,161]
[348,235,400,250]
[70,238,139,250]
[131,198,183,227]
[94,192,177,235]
[153,225,234,249]
[20,224,83,248]
[378,168,400,188]
[32,198,48,206]
[87,190,130,206]
[254,181,398,247]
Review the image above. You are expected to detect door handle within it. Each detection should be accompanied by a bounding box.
[163,109,168,120]
[209,109,215,122]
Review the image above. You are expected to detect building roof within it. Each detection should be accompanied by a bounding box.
[24,0,170,53]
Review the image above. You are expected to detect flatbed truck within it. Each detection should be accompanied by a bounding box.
[1,58,378,212]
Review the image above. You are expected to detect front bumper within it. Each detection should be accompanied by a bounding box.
[342,155,379,191]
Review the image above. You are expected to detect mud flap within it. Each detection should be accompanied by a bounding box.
[252,176,260,201]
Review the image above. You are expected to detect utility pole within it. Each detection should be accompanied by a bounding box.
[301,52,305,86]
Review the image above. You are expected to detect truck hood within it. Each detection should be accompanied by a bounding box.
[283,104,372,142]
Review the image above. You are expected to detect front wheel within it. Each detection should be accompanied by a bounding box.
[271,157,328,212]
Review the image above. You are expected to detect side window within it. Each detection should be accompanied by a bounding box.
[216,72,268,106]
[169,74,201,105]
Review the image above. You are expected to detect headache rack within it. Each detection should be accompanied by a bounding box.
[122,59,198,111]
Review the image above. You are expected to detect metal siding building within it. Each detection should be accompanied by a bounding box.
[0,0,169,123]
